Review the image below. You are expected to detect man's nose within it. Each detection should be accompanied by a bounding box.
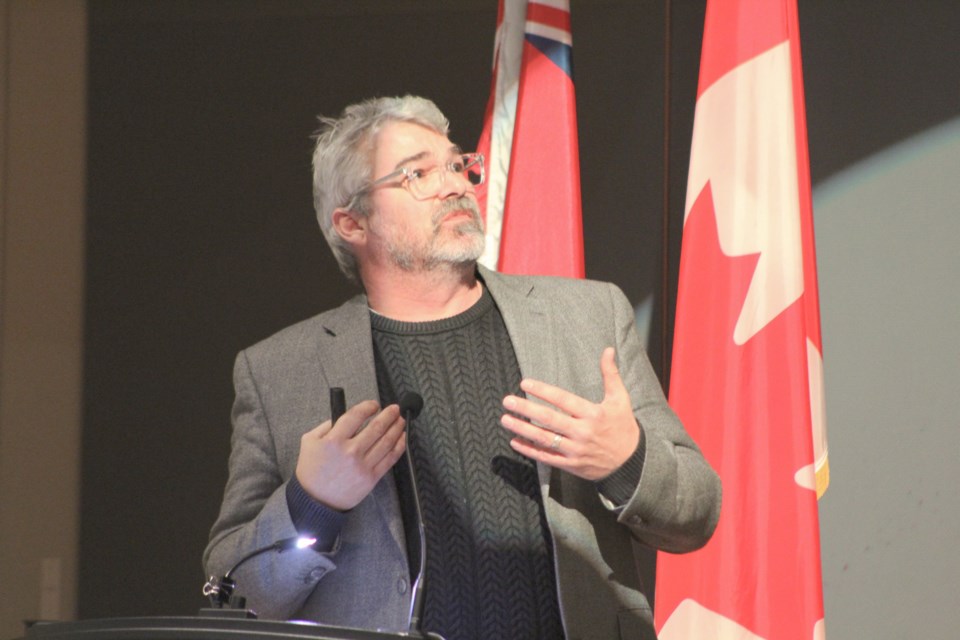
[436,166,471,199]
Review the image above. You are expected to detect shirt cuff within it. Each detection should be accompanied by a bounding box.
[595,424,646,507]
[286,474,347,552]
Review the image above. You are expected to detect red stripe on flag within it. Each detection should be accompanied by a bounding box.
[789,7,824,356]
[498,39,583,278]
[526,3,570,33]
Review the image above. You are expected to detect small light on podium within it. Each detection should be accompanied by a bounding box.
[202,536,318,614]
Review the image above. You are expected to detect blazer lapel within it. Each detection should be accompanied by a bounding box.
[314,294,408,560]
[315,294,379,405]
[480,266,559,493]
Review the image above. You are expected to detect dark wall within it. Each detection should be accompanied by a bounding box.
[81,0,960,622]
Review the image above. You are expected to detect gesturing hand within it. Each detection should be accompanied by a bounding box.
[501,347,641,481]
[295,400,406,512]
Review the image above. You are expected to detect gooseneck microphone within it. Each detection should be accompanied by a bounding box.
[398,391,423,422]
[397,392,437,638]
[202,536,317,610]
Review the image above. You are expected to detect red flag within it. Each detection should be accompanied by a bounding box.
[655,1,828,638]
[476,0,584,278]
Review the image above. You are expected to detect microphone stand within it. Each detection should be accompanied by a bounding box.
[397,393,443,640]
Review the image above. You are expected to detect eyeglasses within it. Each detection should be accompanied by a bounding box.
[345,152,484,208]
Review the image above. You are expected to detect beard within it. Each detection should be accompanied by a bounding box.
[384,196,486,271]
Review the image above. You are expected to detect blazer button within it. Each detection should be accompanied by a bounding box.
[305,566,327,583]
[397,577,408,594]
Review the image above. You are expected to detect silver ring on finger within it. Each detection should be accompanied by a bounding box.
[549,432,563,452]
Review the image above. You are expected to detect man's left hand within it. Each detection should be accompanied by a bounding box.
[501,347,641,481]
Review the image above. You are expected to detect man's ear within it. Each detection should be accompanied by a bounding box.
[332,207,367,247]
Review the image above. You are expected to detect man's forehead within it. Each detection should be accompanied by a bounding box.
[374,121,458,168]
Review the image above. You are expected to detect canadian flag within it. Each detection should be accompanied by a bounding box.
[655,1,828,639]
[476,0,584,278]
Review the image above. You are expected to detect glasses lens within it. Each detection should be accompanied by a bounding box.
[406,154,485,199]
[462,154,484,186]
[407,169,438,199]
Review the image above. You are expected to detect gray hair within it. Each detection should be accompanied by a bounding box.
[311,95,451,284]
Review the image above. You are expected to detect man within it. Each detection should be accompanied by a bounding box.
[204,95,720,640]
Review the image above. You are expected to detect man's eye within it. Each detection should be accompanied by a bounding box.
[407,167,430,181]
[450,160,466,172]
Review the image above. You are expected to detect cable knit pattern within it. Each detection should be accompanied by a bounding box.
[372,287,563,640]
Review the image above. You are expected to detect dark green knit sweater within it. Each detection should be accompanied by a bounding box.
[371,287,564,640]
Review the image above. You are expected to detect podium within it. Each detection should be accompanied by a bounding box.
[19,617,423,640]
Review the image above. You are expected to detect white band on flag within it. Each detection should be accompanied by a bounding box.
[525,22,572,45]
[479,0,526,270]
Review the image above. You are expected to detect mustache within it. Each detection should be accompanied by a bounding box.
[432,197,483,227]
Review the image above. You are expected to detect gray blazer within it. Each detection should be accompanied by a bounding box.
[204,267,720,640]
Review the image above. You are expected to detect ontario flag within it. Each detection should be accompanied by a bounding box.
[654,1,828,639]
[476,0,584,278]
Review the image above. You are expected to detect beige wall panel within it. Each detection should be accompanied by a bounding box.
[0,2,87,638]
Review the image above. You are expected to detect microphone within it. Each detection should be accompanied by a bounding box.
[330,387,346,425]
[398,392,423,422]
[397,392,434,638]
[202,536,317,611]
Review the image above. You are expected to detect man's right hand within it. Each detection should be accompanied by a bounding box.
[295,400,406,512]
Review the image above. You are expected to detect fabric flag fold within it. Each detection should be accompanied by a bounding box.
[655,1,827,638]
[476,0,584,278]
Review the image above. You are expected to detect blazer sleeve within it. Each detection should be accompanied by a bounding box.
[605,282,722,553]
[201,349,339,619]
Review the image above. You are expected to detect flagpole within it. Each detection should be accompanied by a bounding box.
[660,0,674,389]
